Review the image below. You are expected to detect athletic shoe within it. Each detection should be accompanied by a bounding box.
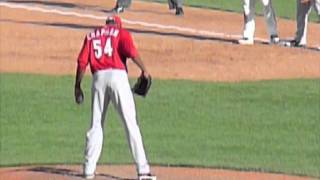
[270,35,280,44]
[238,37,254,45]
[83,174,95,179]
[112,6,124,13]
[175,7,184,16]
[138,173,157,180]
[284,40,306,48]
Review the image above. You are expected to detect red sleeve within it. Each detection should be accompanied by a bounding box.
[77,36,90,71]
[119,29,139,59]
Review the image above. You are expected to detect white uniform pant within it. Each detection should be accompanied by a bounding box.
[242,0,278,40]
[295,0,320,45]
[84,69,150,175]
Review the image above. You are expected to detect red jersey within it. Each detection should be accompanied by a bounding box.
[77,25,138,74]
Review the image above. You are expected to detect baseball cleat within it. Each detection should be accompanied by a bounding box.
[112,6,124,14]
[138,173,157,180]
[270,35,280,44]
[175,7,184,16]
[238,38,254,45]
[283,40,306,48]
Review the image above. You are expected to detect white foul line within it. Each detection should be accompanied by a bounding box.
[0,2,267,42]
[0,2,106,20]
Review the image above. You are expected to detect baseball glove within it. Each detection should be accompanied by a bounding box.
[133,74,152,97]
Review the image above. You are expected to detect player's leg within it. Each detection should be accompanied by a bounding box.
[176,0,183,7]
[313,0,320,50]
[175,0,184,16]
[110,70,152,176]
[294,0,312,46]
[314,0,320,16]
[113,0,132,13]
[261,0,279,44]
[239,0,256,45]
[168,0,176,10]
[83,71,110,178]
[119,0,132,8]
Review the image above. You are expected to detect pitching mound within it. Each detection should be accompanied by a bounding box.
[0,165,315,180]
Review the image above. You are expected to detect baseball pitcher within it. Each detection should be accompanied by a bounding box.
[74,15,156,180]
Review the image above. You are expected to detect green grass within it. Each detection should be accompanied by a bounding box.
[0,73,320,177]
[143,0,319,22]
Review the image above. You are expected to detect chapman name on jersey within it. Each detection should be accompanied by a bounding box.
[87,27,119,40]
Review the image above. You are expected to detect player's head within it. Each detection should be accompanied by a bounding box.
[106,15,122,29]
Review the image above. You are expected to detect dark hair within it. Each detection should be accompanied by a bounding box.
[105,15,122,28]
[106,17,116,25]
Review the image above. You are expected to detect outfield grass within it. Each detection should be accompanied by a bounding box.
[143,0,319,22]
[0,74,319,177]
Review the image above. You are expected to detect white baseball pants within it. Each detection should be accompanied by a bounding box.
[84,69,150,175]
[242,0,278,40]
[295,0,320,45]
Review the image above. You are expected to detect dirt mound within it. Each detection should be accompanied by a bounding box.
[0,165,315,180]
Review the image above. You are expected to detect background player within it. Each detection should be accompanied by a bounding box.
[238,0,280,45]
[74,15,156,180]
[112,0,132,13]
[287,0,320,47]
[168,0,184,16]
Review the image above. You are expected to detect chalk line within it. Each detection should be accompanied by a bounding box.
[0,2,268,42]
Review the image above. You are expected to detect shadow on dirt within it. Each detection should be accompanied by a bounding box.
[0,19,238,44]
[19,166,136,180]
